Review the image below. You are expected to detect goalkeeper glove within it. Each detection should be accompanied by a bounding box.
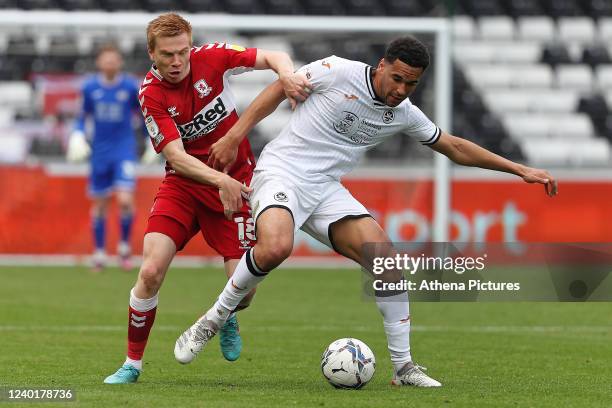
[66,130,91,162]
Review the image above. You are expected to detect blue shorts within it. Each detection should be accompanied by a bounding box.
[89,158,136,197]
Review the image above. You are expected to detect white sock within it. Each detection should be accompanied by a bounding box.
[129,288,158,312]
[375,291,412,372]
[124,357,142,370]
[208,249,268,326]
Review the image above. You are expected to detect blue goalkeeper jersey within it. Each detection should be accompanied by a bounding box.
[75,73,141,162]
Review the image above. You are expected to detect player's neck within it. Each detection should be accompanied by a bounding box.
[100,73,120,86]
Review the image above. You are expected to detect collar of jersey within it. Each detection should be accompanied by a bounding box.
[365,66,389,108]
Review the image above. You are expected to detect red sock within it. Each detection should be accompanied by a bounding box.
[127,306,157,360]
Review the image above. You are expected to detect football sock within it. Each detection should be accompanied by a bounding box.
[93,215,105,251]
[124,357,142,371]
[210,249,267,326]
[375,291,412,371]
[119,212,133,243]
[126,288,158,361]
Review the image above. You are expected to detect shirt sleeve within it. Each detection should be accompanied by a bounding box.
[403,104,441,146]
[192,43,257,76]
[140,89,181,153]
[296,56,339,94]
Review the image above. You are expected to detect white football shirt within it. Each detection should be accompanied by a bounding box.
[255,55,440,183]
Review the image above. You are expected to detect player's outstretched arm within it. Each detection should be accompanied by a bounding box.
[163,139,252,219]
[430,131,558,197]
[208,80,288,172]
[254,50,311,110]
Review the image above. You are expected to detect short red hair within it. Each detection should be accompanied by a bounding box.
[146,12,192,51]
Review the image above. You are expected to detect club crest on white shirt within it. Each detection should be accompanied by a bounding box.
[333,111,359,134]
[382,109,395,124]
[194,79,212,98]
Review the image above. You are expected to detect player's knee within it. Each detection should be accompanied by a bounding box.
[138,262,164,292]
[257,239,292,270]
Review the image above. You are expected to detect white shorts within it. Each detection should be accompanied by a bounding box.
[249,170,371,249]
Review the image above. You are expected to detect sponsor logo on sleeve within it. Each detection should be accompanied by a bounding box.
[145,116,159,137]
[227,44,246,52]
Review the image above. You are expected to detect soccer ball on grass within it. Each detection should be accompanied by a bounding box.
[320,338,376,389]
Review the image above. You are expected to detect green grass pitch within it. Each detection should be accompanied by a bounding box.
[0,266,611,407]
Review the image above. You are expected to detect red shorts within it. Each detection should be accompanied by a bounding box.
[145,173,255,261]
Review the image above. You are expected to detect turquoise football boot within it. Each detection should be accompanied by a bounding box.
[104,364,140,384]
[219,314,242,362]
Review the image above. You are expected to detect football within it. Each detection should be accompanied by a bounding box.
[320,338,376,389]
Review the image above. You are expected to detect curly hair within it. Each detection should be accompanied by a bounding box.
[384,36,430,70]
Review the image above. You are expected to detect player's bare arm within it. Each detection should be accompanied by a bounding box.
[430,131,558,197]
[162,139,252,218]
[208,80,288,172]
[254,50,311,109]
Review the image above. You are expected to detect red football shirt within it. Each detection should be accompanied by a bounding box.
[139,43,257,178]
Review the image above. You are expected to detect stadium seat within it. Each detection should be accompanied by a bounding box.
[540,0,583,18]
[541,42,574,66]
[502,113,550,139]
[478,16,515,40]
[598,18,612,43]
[578,94,609,122]
[453,16,476,40]
[0,0,17,8]
[595,65,612,89]
[99,0,143,11]
[260,0,304,14]
[225,0,265,14]
[582,44,611,67]
[482,90,529,114]
[549,113,594,139]
[291,41,335,63]
[531,90,578,113]
[453,41,496,64]
[555,64,593,92]
[382,0,429,16]
[495,41,540,63]
[459,0,505,17]
[504,0,545,18]
[140,0,181,12]
[557,17,596,44]
[59,0,101,10]
[521,139,570,164]
[464,64,512,89]
[0,81,33,109]
[18,0,61,9]
[302,0,346,15]
[517,16,556,42]
[252,36,293,56]
[181,0,226,13]
[584,0,612,18]
[513,64,553,88]
[342,0,386,16]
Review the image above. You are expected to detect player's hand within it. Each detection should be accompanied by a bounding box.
[279,72,312,110]
[218,174,253,220]
[66,130,91,162]
[208,136,239,173]
[141,143,158,165]
[521,167,558,197]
